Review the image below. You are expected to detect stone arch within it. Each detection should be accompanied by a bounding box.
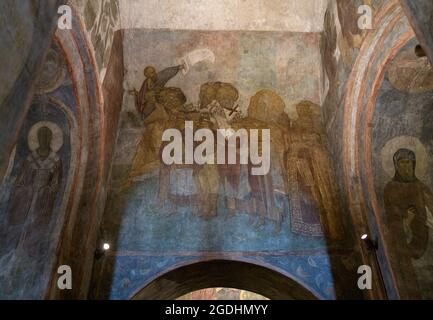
[131,260,319,300]
[44,8,106,299]
[42,95,79,265]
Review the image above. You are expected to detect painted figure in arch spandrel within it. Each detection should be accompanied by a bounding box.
[0,123,63,293]
[286,101,345,240]
[384,148,433,299]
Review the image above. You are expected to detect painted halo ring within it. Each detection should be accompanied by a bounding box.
[381,135,429,179]
[28,121,64,153]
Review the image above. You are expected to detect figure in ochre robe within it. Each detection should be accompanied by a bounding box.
[286,101,345,240]
[235,90,290,233]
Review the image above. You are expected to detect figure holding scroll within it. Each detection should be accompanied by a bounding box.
[129,64,185,120]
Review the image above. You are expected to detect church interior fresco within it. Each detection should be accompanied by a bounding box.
[0,3,113,299]
[371,40,433,299]
[0,0,432,301]
[0,38,74,299]
[89,28,359,300]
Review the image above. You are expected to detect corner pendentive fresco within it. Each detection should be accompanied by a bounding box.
[0,43,76,299]
[373,40,433,299]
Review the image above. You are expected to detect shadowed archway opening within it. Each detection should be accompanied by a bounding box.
[132,260,318,300]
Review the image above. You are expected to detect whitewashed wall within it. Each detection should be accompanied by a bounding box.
[119,0,328,32]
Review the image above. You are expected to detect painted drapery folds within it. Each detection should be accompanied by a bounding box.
[90,30,356,300]
[373,40,433,299]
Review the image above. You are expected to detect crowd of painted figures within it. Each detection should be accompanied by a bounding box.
[127,65,345,239]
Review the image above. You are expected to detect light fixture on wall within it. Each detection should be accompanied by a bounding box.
[95,242,111,259]
[361,234,378,251]
[415,44,427,58]
[360,233,388,298]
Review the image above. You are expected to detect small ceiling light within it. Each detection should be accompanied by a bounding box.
[361,234,378,251]
[95,242,111,259]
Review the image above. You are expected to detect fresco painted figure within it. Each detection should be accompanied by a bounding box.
[129,64,185,119]
[287,101,344,240]
[195,82,241,219]
[1,122,63,296]
[384,148,433,298]
[4,124,63,258]
[368,38,433,299]
[231,90,290,233]
[128,80,226,218]
[199,82,245,218]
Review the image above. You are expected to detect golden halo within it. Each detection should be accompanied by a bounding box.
[28,121,64,153]
[381,136,429,179]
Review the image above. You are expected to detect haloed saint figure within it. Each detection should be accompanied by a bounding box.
[384,148,433,298]
[4,123,63,259]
